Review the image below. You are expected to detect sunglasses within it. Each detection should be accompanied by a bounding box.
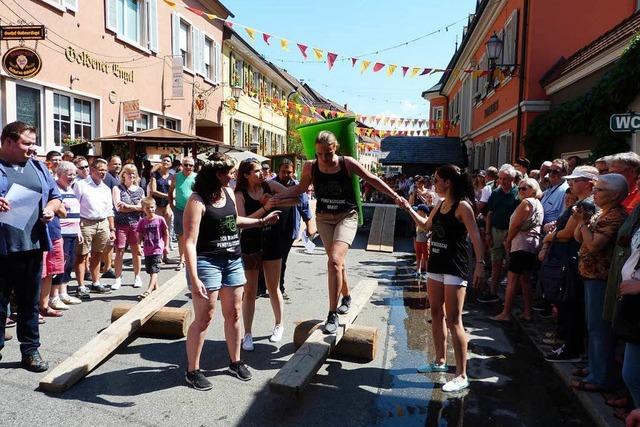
[182,164,194,167]
[77,165,89,169]
[549,169,562,174]
[518,186,530,191]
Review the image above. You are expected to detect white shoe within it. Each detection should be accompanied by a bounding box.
[242,333,254,351]
[59,294,82,305]
[442,375,469,392]
[269,324,284,342]
[49,296,69,310]
[111,278,122,290]
[133,276,142,288]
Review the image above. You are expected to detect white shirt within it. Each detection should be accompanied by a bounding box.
[479,183,493,203]
[73,176,114,220]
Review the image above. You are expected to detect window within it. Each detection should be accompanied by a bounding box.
[433,107,443,121]
[125,113,149,132]
[233,119,243,147]
[502,10,518,67]
[52,92,94,145]
[252,71,260,97]
[74,99,92,141]
[498,132,513,164]
[158,117,179,130]
[16,85,42,144]
[233,56,243,87]
[179,20,191,68]
[252,126,259,147]
[53,94,71,145]
[204,37,213,80]
[41,0,77,11]
[265,130,272,155]
[106,0,158,52]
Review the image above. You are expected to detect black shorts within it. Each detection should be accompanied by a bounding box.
[144,254,162,274]
[508,250,538,274]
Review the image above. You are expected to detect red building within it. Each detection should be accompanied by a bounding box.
[423,0,640,170]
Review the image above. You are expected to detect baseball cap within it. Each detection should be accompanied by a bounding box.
[565,166,599,181]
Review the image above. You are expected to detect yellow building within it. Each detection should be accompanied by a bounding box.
[221,27,295,156]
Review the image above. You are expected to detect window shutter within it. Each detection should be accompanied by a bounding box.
[105,0,117,32]
[214,41,221,84]
[510,10,519,66]
[481,54,488,96]
[148,0,158,53]
[191,27,198,71]
[65,0,77,11]
[171,12,181,59]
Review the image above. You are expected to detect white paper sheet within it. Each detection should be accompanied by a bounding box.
[0,183,42,230]
[301,230,316,254]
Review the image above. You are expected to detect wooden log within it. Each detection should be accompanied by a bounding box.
[269,279,378,397]
[366,206,385,251]
[293,320,377,361]
[379,206,396,253]
[39,274,187,393]
[111,304,192,339]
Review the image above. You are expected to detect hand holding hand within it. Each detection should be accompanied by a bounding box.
[41,208,55,223]
[263,210,281,225]
[263,196,276,210]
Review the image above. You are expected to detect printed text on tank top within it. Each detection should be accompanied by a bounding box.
[312,156,357,214]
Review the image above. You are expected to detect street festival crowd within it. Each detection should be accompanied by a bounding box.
[1,121,640,424]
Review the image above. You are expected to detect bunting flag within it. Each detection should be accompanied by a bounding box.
[360,60,371,74]
[312,48,324,61]
[327,52,338,70]
[402,66,409,77]
[297,43,308,59]
[410,67,421,78]
[420,68,432,75]
[225,21,233,28]
[351,57,358,67]
[206,13,217,20]
[162,0,176,7]
[386,64,397,77]
[280,38,289,51]
[372,62,385,73]
[185,5,202,15]
[245,27,256,40]
[262,33,271,45]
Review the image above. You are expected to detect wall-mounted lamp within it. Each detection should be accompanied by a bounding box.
[69,74,80,89]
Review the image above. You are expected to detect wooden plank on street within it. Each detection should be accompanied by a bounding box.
[269,279,378,397]
[379,206,396,253]
[366,206,386,251]
[39,274,187,393]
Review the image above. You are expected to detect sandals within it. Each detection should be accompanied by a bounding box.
[39,307,63,318]
[137,291,151,301]
[571,379,603,392]
[174,262,185,271]
[489,315,512,323]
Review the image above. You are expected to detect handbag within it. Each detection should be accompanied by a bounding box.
[612,295,640,344]
[540,237,575,305]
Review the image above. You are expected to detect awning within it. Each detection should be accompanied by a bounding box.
[92,126,224,147]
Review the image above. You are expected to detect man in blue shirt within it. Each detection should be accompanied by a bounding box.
[541,159,569,225]
[0,121,62,372]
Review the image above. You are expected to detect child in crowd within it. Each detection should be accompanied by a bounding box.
[415,204,431,279]
[136,197,169,300]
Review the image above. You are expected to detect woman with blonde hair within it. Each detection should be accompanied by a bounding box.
[112,163,144,290]
[492,177,543,322]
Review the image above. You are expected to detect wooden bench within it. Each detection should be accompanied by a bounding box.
[366,205,396,253]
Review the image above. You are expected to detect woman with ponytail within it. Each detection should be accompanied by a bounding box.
[401,164,485,392]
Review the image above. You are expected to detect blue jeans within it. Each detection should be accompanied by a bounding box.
[623,342,640,408]
[583,279,614,388]
[0,250,43,356]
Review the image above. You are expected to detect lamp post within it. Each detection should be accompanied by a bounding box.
[485,32,503,91]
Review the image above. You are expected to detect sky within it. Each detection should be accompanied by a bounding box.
[221,0,478,121]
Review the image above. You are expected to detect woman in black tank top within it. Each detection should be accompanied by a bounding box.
[401,164,485,393]
[182,154,280,388]
[272,130,402,334]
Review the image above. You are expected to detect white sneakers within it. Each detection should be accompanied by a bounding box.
[442,375,469,392]
[49,296,69,310]
[242,333,254,351]
[133,276,142,288]
[269,325,284,342]
[111,278,122,290]
[59,294,82,305]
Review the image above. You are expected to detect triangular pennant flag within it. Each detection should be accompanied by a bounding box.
[205,13,217,20]
[337,112,345,118]
[185,6,204,15]
[327,52,338,70]
[375,117,381,126]
[280,38,289,51]
[262,33,271,45]
[225,21,234,28]
[245,27,256,40]
[420,68,432,75]
[390,119,396,126]
[360,60,371,74]
[297,43,308,59]
[386,64,397,77]
[163,0,176,7]
[383,117,389,125]
[402,66,409,77]
[373,62,385,72]
[312,48,324,61]
[410,67,421,78]
[431,69,446,74]
[351,57,358,68]
[410,131,415,136]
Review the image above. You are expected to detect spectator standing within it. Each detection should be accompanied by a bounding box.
[595,156,610,176]
[62,151,74,162]
[150,155,174,261]
[477,166,498,213]
[261,162,276,180]
[567,155,584,175]
[541,159,569,225]
[609,152,640,213]
[414,204,431,279]
[73,156,90,180]
[136,197,169,300]
[100,155,121,279]
[0,121,62,372]
[168,157,197,271]
[514,158,531,178]
[45,150,61,175]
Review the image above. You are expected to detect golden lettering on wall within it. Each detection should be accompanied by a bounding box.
[65,46,134,84]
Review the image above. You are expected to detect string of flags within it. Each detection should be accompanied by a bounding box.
[161,0,492,79]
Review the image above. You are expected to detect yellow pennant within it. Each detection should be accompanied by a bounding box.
[280,38,289,51]
[360,60,371,74]
[245,27,256,40]
[312,48,324,61]
[206,13,217,20]
[386,64,397,77]
[162,0,176,7]
[410,67,421,78]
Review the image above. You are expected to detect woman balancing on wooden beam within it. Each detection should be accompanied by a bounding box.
[273,130,405,334]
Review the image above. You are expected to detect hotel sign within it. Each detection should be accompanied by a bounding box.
[65,46,134,84]
[2,46,42,79]
[0,25,45,41]
[610,113,640,132]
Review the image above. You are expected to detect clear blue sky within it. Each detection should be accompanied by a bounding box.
[221,0,477,122]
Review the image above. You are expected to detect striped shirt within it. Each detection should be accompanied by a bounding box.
[58,183,81,236]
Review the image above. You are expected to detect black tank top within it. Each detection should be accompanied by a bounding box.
[152,170,171,207]
[427,200,470,278]
[312,156,357,214]
[239,182,275,254]
[196,188,241,257]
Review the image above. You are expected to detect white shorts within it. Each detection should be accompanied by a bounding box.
[426,273,468,287]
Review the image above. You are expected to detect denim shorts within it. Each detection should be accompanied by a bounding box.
[186,255,246,291]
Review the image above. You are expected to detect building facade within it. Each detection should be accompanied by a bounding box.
[1,0,231,157]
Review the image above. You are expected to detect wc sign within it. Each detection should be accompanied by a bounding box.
[610,113,640,132]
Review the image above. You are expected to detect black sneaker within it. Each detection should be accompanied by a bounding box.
[228,360,252,381]
[544,344,581,363]
[101,269,116,279]
[282,291,290,300]
[185,369,213,390]
[21,351,49,372]
[323,311,340,334]
[75,286,91,299]
[90,283,111,294]
[337,295,352,314]
[477,292,499,303]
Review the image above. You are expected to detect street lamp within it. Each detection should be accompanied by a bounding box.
[231,84,243,101]
[486,32,503,67]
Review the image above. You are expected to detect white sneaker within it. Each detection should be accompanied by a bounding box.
[133,276,142,288]
[442,375,469,392]
[242,333,254,351]
[269,324,284,342]
[49,296,69,310]
[59,294,82,305]
[111,278,122,290]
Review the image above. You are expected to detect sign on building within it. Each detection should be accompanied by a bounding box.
[610,113,640,132]
[122,100,141,121]
[2,46,42,79]
[0,25,45,40]
[172,56,183,99]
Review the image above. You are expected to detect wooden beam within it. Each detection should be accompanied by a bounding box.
[366,206,385,251]
[379,206,396,253]
[269,279,378,397]
[39,274,187,393]
[111,304,192,339]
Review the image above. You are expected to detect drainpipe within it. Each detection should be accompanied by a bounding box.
[514,0,530,160]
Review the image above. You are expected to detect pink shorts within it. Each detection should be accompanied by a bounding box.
[42,238,65,278]
[115,224,139,249]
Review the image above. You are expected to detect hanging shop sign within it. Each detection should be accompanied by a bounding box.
[122,100,141,121]
[0,25,46,40]
[610,113,640,132]
[64,46,134,84]
[2,46,42,79]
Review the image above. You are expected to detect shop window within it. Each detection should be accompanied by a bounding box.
[125,113,149,133]
[106,0,158,52]
[16,85,42,145]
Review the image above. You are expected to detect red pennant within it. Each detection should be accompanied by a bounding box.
[402,66,409,77]
[263,33,271,45]
[373,62,385,72]
[351,57,358,67]
[327,52,338,70]
[420,68,432,75]
[225,21,233,28]
[297,43,308,59]
[185,6,204,15]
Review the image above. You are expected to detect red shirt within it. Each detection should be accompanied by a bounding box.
[622,187,640,214]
